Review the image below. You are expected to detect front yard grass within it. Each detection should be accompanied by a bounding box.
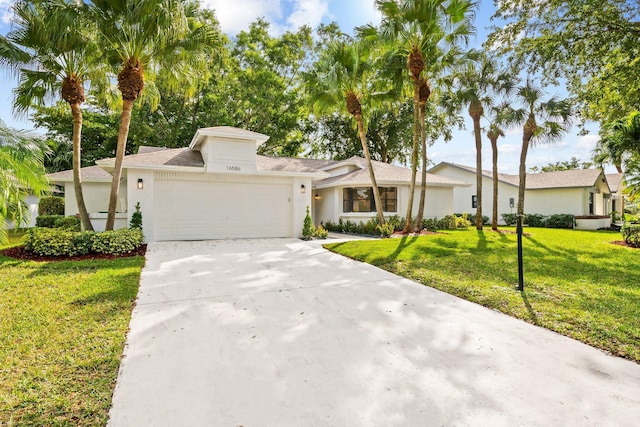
[0,230,145,426]
[325,227,640,363]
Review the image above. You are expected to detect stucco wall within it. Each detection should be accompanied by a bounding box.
[526,188,585,216]
[64,181,126,216]
[429,165,518,223]
[313,184,456,225]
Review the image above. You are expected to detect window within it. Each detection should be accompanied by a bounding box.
[343,187,397,213]
[472,195,477,209]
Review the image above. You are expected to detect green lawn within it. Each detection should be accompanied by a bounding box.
[0,231,145,426]
[325,227,640,363]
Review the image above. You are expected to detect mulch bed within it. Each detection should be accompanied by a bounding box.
[611,240,636,248]
[1,244,147,262]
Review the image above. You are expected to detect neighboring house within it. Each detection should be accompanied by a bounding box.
[606,173,625,223]
[429,162,615,229]
[5,194,39,230]
[48,126,467,242]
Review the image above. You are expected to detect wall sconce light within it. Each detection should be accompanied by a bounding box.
[314,194,320,201]
[300,184,306,194]
[137,178,143,190]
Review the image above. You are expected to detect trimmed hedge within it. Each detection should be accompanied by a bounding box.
[622,224,640,248]
[24,228,144,256]
[500,213,575,228]
[54,216,81,231]
[38,196,64,216]
[36,215,65,228]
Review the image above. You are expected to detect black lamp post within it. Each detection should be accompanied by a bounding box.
[516,214,524,291]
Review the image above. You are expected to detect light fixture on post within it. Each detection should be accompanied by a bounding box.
[137,178,143,190]
[300,184,306,194]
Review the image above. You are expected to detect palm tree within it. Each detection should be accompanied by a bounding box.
[2,0,99,231]
[0,121,50,244]
[303,40,386,224]
[595,110,640,173]
[504,80,573,219]
[91,0,218,230]
[450,54,513,230]
[375,0,475,233]
[486,118,505,231]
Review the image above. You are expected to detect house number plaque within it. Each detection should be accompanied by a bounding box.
[226,165,241,172]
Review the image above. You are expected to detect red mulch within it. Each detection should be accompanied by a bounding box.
[392,230,440,237]
[611,240,637,248]
[1,244,147,262]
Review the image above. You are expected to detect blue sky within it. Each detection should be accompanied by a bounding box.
[0,0,605,173]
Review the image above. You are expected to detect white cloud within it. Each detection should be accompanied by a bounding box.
[577,134,600,149]
[201,0,283,35]
[0,0,14,24]
[288,0,329,29]
[498,143,518,154]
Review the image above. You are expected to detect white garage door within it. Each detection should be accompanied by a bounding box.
[154,172,292,241]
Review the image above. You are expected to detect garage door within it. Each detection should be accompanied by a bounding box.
[154,172,292,241]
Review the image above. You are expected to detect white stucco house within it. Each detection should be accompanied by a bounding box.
[47,126,466,242]
[429,162,617,230]
[606,173,625,222]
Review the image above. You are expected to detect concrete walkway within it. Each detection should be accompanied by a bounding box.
[109,238,640,426]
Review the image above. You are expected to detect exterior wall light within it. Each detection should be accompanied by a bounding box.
[300,184,306,194]
[314,194,320,201]
[137,178,143,190]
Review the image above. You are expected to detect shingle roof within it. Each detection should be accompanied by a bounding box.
[432,162,607,189]
[606,173,624,193]
[98,147,204,168]
[47,165,112,182]
[525,168,603,189]
[257,156,334,173]
[316,156,466,188]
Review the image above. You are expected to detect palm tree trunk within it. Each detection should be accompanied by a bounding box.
[473,115,483,230]
[415,105,427,231]
[517,134,532,218]
[70,103,94,232]
[403,83,420,233]
[490,135,499,231]
[355,113,385,225]
[106,99,134,231]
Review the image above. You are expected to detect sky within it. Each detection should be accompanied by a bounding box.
[0,0,608,174]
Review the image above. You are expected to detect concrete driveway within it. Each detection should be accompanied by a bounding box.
[109,238,640,426]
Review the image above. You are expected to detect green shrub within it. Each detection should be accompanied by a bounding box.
[423,218,438,231]
[363,219,378,235]
[525,214,546,227]
[323,220,338,232]
[91,229,144,254]
[376,223,394,238]
[387,215,403,232]
[24,228,143,256]
[314,225,329,239]
[501,213,518,226]
[54,216,81,231]
[38,196,64,216]
[625,214,640,224]
[36,215,65,228]
[454,214,472,228]
[301,206,314,240]
[622,224,640,247]
[437,215,457,230]
[545,214,575,229]
[130,202,143,229]
[24,228,93,256]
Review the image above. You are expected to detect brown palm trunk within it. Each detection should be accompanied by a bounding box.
[403,81,421,233]
[490,135,499,231]
[470,106,483,230]
[518,118,536,218]
[70,103,94,231]
[355,113,385,224]
[106,99,134,230]
[415,104,427,231]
